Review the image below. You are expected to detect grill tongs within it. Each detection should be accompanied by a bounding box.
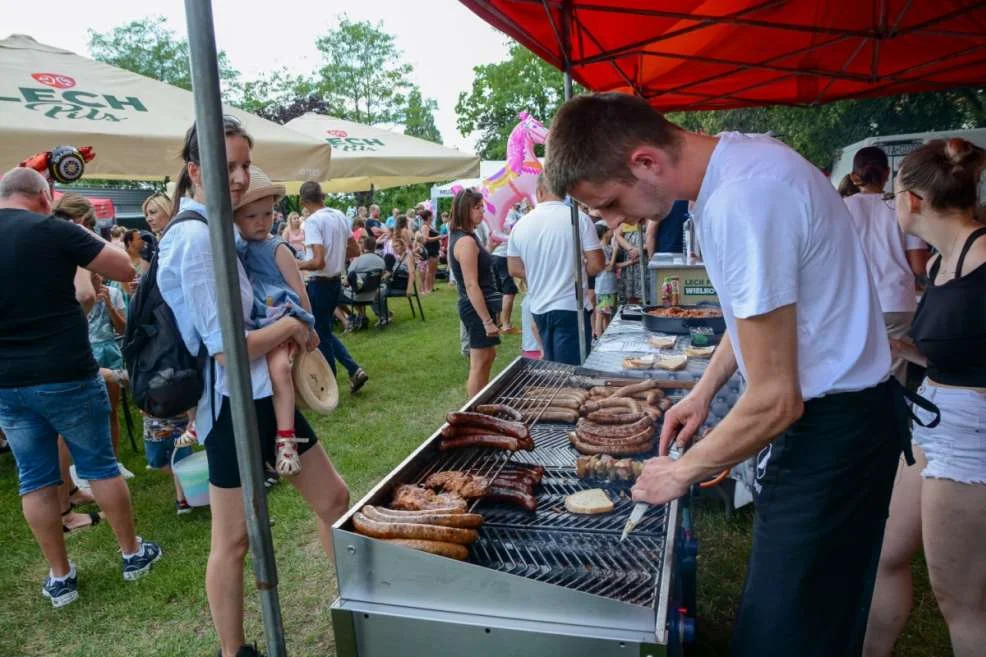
[620,447,682,541]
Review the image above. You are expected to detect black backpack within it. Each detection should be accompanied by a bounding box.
[122,211,209,418]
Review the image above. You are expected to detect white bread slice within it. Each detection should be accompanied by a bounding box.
[656,354,688,371]
[623,354,657,369]
[685,345,715,358]
[564,489,615,514]
[649,335,677,349]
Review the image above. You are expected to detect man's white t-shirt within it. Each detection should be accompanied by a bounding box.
[303,207,351,278]
[693,132,891,401]
[507,200,601,315]
[843,193,925,313]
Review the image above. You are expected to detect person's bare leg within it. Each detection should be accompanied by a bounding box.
[206,485,248,657]
[22,485,70,576]
[289,445,350,559]
[87,475,138,555]
[923,476,986,657]
[267,344,295,433]
[99,371,122,457]
[57,437,93,512]
[863,448,926,657]
[500,294,515,330]
[467,347,496,398]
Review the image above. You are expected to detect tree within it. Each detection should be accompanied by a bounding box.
[313,17,413,126]
[239,69,325,124]
[404,89,442,144]
[456,43,580,159]
[668,89,986,169]
[88,16,241,101]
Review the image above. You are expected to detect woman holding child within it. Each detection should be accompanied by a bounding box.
[157,118,349,657]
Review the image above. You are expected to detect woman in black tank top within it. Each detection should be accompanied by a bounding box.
[449,189,502,396]
[865,138,986,657]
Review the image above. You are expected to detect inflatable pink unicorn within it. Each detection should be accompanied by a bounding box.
[480,111,549,244]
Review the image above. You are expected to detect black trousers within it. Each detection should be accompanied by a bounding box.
[732,380,901,657]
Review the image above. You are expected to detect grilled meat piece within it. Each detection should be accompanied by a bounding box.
[423,471,491,498]
[391,485,468,511]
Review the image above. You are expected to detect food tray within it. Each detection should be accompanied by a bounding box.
[642,304,726,335]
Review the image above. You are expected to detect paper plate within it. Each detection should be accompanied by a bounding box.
[293,349,339,414]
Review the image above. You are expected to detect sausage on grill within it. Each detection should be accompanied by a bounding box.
[569,432,655,456]
[353,512,479,544]
[483,485,538,512]
[474,404,524,422]
[362,505,484,528]
[521,408,579,423]
[382,538,469,560]
[439,435,522,451]
[585,410,646,424]
[611,380,658,398]
[576,416,653,438]
[446,412,529,439]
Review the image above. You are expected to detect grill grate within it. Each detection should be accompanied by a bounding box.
[475,473,669,537]
[468,526,665,607]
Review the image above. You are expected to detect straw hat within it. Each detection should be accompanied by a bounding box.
[293,348,338,414]
[235,165,285,211]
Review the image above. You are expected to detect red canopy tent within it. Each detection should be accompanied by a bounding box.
[459,0,986,112]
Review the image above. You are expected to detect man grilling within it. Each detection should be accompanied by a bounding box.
[546,93,901,657]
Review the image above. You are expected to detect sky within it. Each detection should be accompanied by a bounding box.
[1,0,511,152]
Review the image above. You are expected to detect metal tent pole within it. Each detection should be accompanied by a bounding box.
[560,2,587,365]
[184,3,287,656]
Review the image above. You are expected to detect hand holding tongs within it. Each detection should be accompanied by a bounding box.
[621,448,682,541]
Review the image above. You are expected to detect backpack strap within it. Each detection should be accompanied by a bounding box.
[162,210,206,238]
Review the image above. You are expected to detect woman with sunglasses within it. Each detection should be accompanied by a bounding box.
[843,146,930,383]
[863,138,986,657]
[157,117,349,657]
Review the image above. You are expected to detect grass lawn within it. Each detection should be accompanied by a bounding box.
[0,287,950,657]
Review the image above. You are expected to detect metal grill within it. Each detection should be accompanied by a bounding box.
[468,526,665,607]
[487,359,577,424]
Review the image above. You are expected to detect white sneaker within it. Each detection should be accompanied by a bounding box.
[117,462,135,480]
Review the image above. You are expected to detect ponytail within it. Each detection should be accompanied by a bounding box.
[899,138,986,212]
[170,165,193,218]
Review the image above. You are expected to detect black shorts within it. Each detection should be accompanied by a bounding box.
[491,255,518,296]
[458,295,502,350]
[204,396,318,488]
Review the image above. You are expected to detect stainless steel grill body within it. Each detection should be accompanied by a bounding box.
[331,358,693,657]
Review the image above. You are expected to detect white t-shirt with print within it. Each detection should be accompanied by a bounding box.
[843,192,925,313]
[693,132,891,401]
[303,207,351,278]
[507,200,601,315]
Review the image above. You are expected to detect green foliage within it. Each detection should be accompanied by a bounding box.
[313,17,414,126]
[238,68,323,124]
[404,89,442,144]
[456,43,581,159]
[668,89,986,169]
[87,15,241,102]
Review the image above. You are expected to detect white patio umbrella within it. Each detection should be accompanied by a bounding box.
[283,113,479,193]
[0,34,331,182]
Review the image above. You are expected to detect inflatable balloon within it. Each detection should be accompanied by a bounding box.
[480,111,548,244]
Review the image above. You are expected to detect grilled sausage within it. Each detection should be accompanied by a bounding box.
[439,435,521,451]
[446,412,529,439]
[642,406,663,421]
[484,486,538,512]
[611,380,658,398]
[492,471,539,487]
[658,398,673,412]
[524,386,588,401]
[581,397,642,414]
[576,416,653,438]
[490,477,534,493]
[574,426,654,448]
[521,408,579,423]
[585,410,646,424]
[440,424,505,439]
[474,404,524,422]
[362,505,484,529]
[645,390,664,405]
[569,432,655,456]
[382,538,469,560]
[499,465,544,484]
[352,512,479,544]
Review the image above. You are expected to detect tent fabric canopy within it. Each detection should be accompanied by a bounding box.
[0,34,331,182]
[459,0,986,112]
[284,113,480,193]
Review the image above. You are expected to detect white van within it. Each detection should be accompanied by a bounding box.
[830,128,986,191]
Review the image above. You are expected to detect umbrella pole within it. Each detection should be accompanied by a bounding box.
[184,3,287,657]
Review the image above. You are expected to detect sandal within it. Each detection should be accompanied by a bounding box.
[62,507,101,534]
[274,434,309,476]
[68,486,95,508]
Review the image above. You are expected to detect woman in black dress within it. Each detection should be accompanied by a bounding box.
[449,189,501,396]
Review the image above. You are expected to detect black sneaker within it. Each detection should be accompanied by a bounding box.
[216,643,267,657]
[122,537,162,581]
[349,368,369,394]
[42,564,79,608]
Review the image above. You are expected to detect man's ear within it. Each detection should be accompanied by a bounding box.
[628,145,665,179]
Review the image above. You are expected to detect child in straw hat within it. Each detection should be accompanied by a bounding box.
[228,166,316,475]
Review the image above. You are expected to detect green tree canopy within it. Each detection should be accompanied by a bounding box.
[88,16,241,101]
[404,89,442,144]
[456,43,580,159]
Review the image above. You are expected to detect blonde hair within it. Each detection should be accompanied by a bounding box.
[53,193,95,230]
[142,192,172,220]
[110,225,126,239]
[287,211,301,226]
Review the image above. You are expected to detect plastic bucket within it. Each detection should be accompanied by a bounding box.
[172,449,210,508]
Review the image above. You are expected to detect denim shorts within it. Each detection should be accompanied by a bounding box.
[0,375,119,495]
[143,414,193,469]
[912,380,986,485]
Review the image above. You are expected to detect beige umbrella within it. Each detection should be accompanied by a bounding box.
[283,113,479,193]
[0,34,331,182]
